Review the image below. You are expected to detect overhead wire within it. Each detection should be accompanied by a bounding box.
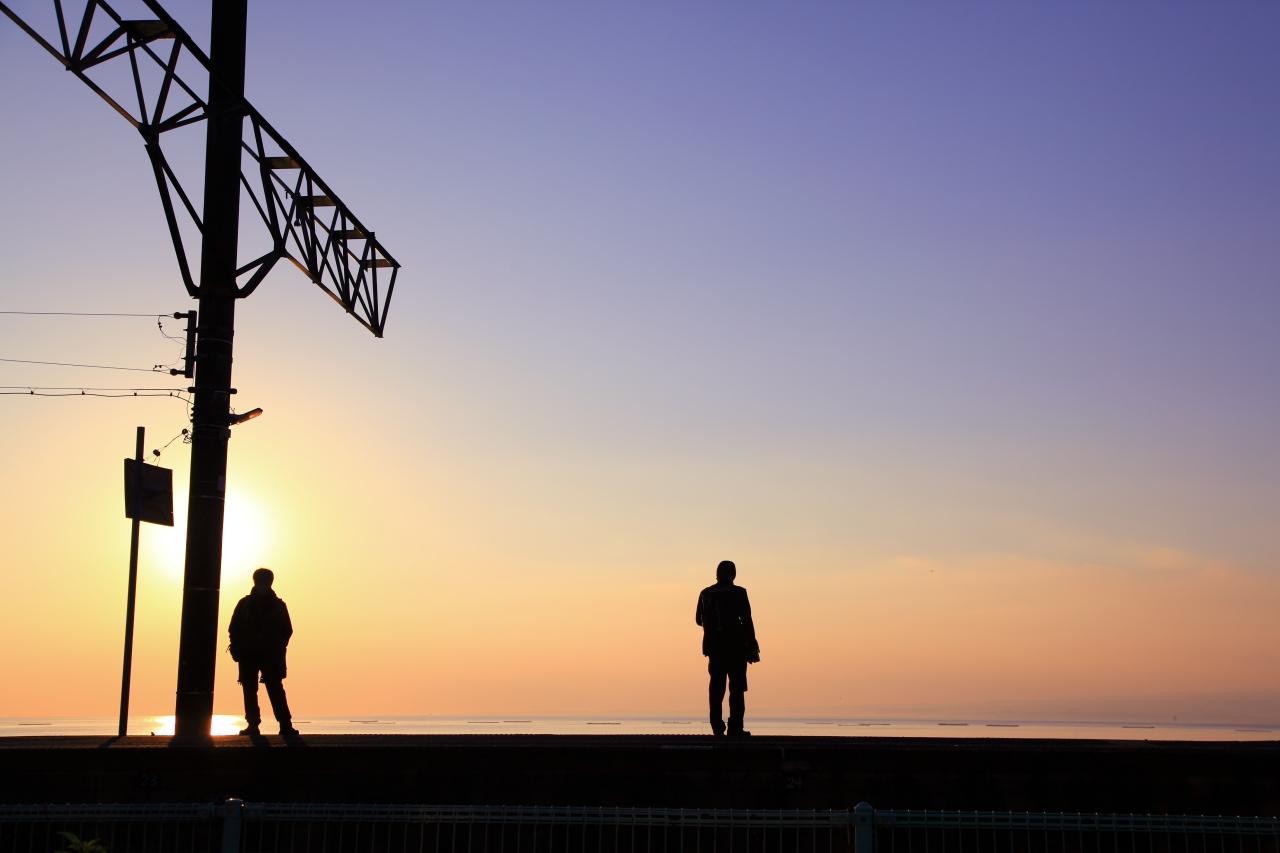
[0,390,194,428]
[156,316,187,344]
[1,316,208,462]
[0,387,191,400]
[0,309,196,419]
[0,386,187,391]
[151,426,192,463]
[154,316,189,370]
[3,387,196,449]
[1,309,192,373]
[0,311,169,317]
[0,356,166,373]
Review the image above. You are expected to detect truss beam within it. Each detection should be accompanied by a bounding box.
[1,0,400,336]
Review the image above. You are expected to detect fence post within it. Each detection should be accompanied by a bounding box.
[853,802,875,853]
[219,798,244,853]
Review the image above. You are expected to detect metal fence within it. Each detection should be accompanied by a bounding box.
[0,803,220,853]
[2,802,1277,853]
[868,808,1280,853]
[240,805,852,853]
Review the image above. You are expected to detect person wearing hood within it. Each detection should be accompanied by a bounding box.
[228,567,298,737]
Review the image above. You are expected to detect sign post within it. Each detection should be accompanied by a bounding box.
[120,427,174,737]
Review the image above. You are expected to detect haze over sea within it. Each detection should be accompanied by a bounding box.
[3,716,1275,742]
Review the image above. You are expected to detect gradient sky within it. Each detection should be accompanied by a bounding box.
[1,1,1278,725]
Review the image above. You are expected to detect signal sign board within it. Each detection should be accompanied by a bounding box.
[124,459,174,526]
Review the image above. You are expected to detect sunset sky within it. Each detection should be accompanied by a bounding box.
[1,1,1278,726]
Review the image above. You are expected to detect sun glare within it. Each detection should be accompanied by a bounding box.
[146,487,271,586]
[221,488,271,588]
[150,715,243,737]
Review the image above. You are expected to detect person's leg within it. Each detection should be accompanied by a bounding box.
[263,678,295,733]
[727,659,748,735]
[707,657,728,736]
[238,662,261,734]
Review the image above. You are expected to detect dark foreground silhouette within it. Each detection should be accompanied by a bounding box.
[229,568,298,738]
[696,560,760,737]
[4,734,1278,814]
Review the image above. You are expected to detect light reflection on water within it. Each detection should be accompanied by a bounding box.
[148,715,244,737]
[0,716,1275,741]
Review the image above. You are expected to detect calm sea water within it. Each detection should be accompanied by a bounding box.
[2,715,1275,741]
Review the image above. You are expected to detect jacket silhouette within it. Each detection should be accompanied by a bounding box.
[696,560,759,736]
[228,568,296,736]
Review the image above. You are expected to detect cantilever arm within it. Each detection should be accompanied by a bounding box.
[1,0,402,336]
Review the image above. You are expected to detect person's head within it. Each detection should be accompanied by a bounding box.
[252,567,274,589]
[716,560,736,583]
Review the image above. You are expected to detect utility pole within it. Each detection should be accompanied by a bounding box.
[173,0,247,741]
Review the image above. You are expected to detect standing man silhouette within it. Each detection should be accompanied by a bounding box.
[228,567,298,737]
[696,560,759,737]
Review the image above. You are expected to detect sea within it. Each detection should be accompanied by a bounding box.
[2,715,1275,741]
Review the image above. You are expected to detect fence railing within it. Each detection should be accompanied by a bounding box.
[2,801,1277,853]
[0,803,221,853]
[868,806,1280,853]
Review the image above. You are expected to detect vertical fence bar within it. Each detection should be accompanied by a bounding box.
[855,803,875,853]
[220,799,244,853]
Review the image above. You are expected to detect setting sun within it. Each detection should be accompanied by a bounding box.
[221,488,272,588]
[144,486,272,586]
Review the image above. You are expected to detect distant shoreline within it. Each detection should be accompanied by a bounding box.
[2,714,1275,741]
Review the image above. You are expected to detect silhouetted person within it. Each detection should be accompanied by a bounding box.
[696,560,759,737]
[229,567,297,737]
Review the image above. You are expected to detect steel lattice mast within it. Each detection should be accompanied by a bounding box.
[2,0,402,739]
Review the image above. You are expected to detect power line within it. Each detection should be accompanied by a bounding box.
[2,307,194,371]
[0,387,189,396]
[152,427,192,463]
[1,311,194,373]
[0,389,192,401]
[0,357,165,373]
[0,311,167,317]
[154,317,189,371]
[156,316,187,345]
[0,386,187,391]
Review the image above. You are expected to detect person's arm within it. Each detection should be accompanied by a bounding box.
[227,599,245,660]
[279,600,294,646]
[740,588,760,661]
[741,589,756,643]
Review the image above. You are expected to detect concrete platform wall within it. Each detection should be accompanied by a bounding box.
[1,735,1276,815]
